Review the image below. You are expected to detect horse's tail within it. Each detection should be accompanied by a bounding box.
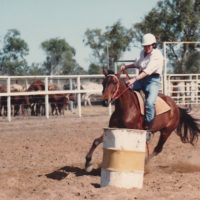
[177,107,200,145]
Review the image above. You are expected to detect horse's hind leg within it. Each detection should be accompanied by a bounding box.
[85,135,103,172]
[146,129,172,162]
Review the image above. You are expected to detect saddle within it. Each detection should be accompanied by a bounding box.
[134,91,171,116]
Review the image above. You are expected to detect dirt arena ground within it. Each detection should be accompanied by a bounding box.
[1,105,200,200]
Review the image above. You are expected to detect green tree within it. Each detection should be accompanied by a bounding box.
[184,51,200,73]
[133,0,200,73]
[84,21,134,72]
[72,64,87,75]
[28,63,46,75]
[88,63,101,74]
[41,38,81,75]
[0,29,29,75]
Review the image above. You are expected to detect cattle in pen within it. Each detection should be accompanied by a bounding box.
[0,83,29,116]
[27,80,74,116]
[81,81,103,106]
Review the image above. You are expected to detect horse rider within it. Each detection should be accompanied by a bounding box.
[120,33,164,141]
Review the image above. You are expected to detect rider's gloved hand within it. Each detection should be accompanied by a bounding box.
[126,77,137,88]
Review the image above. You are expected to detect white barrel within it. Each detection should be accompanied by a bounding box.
[101,128,146,189]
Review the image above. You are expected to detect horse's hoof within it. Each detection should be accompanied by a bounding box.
[85,163,93,172]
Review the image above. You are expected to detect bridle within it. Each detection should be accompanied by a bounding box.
[107,69,131,102]
[106,74,120,101]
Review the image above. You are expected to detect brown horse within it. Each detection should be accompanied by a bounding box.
[85,69,200,172]
[27,80,45,116]
[27,80,75,116]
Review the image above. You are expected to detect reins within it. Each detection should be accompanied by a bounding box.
[112,86,130,100]
[109,69,131,102]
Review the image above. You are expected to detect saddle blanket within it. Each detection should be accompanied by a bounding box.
[134,91,171,115]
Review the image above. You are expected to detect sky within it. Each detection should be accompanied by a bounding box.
[0,0,159,70]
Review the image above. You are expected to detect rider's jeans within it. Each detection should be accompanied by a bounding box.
[132,75,161,123]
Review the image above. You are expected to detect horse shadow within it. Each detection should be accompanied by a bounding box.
[45,165,101,181]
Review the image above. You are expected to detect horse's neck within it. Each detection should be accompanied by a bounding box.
[115,83,139,113]
[114,84,142,129]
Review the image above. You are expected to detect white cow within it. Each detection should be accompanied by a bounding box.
[81,81,103,106]
[10,83,26,92]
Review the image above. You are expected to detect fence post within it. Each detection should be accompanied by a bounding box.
[163,42,167,95]
[45,77,49,119]
[77,76,81,117]
[69,78,74,111]
[7,77,11,122]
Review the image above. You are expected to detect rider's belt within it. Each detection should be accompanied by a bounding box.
[150,73,160,78]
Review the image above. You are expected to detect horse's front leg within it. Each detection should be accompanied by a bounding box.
[85,135,103,172]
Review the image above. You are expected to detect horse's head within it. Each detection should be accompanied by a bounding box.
[102,69,123,104]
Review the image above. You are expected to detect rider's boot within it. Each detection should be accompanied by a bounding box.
[144,120,153,143]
